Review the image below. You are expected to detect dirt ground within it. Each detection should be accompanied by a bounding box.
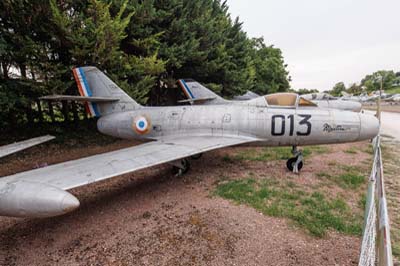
[0,139,372,266]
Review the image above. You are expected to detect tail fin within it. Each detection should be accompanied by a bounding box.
[177,79,227,104]
[72,66,141,116]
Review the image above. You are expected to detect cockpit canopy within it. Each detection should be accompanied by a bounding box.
[263,93,317,108]
[265,93,297,106]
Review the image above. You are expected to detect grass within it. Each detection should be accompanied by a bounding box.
[386,86,400,94]
[392,227,400,259]
[363,144,374,155]
[317,165,366,189]
[344,147,358,154]
[224,145,329,162]
[215,178,362,237]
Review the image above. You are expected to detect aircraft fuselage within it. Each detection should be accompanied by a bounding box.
[98,105,378,146]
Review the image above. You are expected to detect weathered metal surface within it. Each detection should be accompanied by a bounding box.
[0,135,55,159]
[0,136,255,191]
[39,95,119,102]
[0,180,79,218]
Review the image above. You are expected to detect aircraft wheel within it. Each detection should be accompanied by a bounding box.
[172,158,191,176]
[191,153,203,160]
[286,157,303,172]
[181,158,190,174]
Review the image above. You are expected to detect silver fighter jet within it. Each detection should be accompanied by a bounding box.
[0,67,379,218]
[178,80,362,112]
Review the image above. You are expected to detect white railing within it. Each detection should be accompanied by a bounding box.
[359,135,393,266]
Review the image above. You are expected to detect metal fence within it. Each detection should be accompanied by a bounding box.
[359,135,393,266]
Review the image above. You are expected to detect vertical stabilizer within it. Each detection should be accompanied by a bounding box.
[72,67,141,116]
[177,79,228,104]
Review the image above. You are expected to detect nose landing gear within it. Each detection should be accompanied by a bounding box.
[286,146,303,173]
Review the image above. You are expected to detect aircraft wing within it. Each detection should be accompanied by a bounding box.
[0,135,55,159]
[0,136,257,217]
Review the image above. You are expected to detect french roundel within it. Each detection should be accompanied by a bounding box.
[133,116,151,134]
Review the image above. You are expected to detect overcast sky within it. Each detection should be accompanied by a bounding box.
[227,0,400,91]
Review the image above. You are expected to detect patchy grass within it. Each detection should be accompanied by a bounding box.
[344,147,358,154]
[363,144,374,155]
[317,165,367,190]
[225,145,329,162]
[215,178,362,237]
[386,86,400,94]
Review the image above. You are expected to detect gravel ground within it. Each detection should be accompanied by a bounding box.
[0,139,369,266]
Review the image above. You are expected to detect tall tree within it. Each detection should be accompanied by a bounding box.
[0,0,291,129]
[331,82,346,96]
[361,70,396,92]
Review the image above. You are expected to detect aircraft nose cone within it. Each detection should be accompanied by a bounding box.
[359,113,380,140]
[60,193,80,213]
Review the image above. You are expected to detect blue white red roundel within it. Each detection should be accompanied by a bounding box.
[133,116,151,134]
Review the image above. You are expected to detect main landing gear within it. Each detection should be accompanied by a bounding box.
[171,158,191,176]
[171,153,204,176]
[286,146,303,173]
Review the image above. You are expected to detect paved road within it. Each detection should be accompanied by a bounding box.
[366,110,400,141]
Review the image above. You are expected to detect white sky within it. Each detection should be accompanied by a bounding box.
[227,0,400,91]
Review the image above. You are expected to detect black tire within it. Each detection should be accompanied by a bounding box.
[191,153,202,160]
[172,159,190,175]
[286,157,303,172]
[182,158,190,174]
[172,166,182,175]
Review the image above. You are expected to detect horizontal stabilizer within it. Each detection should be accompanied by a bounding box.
[40,95,120,102]
[178,97,216,104]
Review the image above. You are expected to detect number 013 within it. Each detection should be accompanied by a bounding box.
[271,114,312,136]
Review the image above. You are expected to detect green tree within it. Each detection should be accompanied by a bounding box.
[361,70,396,92]
[331,82,346,96]
[295,88,319,95]
[50,0,166,103]
[250,38,290,95]
[0,0,291,129]
[347,83,362,95]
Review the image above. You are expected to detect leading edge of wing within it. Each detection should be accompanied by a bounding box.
[0,136,258,191]
[0,135,55,159]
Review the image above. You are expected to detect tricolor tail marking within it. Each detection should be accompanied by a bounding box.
[72,68,100,117]
[178,79,195,99]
